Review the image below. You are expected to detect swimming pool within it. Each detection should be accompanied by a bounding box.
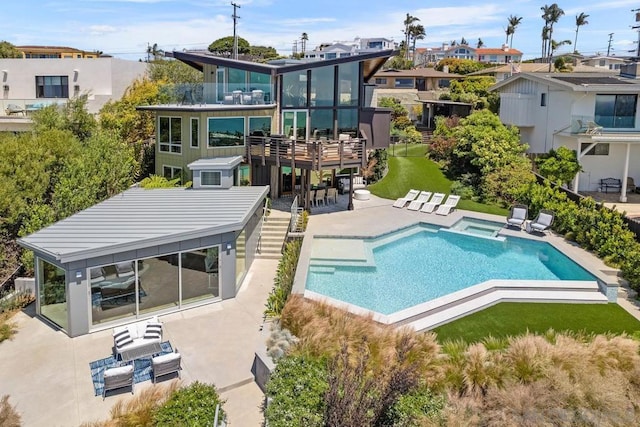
[305,224,596,315]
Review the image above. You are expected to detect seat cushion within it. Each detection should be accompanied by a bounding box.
[104,364,133,378]
[152,352,181,365]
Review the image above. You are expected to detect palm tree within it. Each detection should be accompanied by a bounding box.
[550,39,572,65]
[477,38,485,48]
[541,26,550,59]
[505,25,514,45]
[573,13,589,53]
[408,24,426,60]
[301,32,309,55]
[403,13,420,60]
[508,15,523,48]
[541,3,565,70]
[146,43,163,62]
[460,37,468,46]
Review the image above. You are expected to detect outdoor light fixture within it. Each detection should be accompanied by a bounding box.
[75,271,82,282]
[226,242,232,251]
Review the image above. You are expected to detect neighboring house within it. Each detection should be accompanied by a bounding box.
[581,56,627,71]
[138,49,394,207]
[414,44,522,66]
[304,37,396,60]
[373,68,461,91]
[0,57,147,131]
[19,156,268,337]
[491,65,640,201]
[16,45,102,59]
[469,62,616,82]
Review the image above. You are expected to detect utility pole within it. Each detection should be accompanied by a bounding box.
[632,8,640,58]
[292,40,298,57]
[231,2,241,59]
[607,33,614,56]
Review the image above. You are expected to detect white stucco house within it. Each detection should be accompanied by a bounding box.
[0,57,148,131]
[491,64,640,202]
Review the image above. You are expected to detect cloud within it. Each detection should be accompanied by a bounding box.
[268,17,337,27]
[88,25,118,35]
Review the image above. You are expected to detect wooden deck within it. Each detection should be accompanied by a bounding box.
[247,136,366,171]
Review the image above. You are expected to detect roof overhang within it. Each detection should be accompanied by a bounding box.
[491,72,640,93]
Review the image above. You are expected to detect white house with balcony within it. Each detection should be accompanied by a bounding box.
[0,57,147,131]
[491,66,640,202]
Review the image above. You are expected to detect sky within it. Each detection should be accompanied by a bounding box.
[4,0,640,61]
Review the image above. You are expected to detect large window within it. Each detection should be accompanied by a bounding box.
[208,117,245,147]
[311,65,335,107]
[249,71,272,102]
[249,116,272,137]
[163,165,182,181]
[337,109,358,136]
[182,247,220,304]
[338,62,359,106]
[282,71,308,107]
[311,109,334,139]
[36,76,69,98]
[228,68,246,92]
[39,260,67,330]
[595,94,637,128]
[581,143,610,156]
[159,117,182,153]
[394,78,414,89]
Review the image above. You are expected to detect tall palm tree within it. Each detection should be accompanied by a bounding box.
[541,3,565,70]
[301,32,309,55]
[573,13,589,53]
[505,25,513,45]
[403,13,420,60]
[550,39,572,61]
[541,26,550,59]
[508,15,523,48]
[477,38,485,48]
[408,24,426,60]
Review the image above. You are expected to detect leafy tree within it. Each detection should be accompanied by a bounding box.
[208,36,250,56]
[0,41,21,58]
[378,97,409,122]
[31,96,97,142]
[149,59,202,84]
[535,146,582,186]
[139,175,181,188]
[435,58,485,74]
[443,76,498,111]
[574,12,589,53]
[249,45,281,62]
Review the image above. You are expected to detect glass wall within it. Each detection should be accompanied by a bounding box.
[311,65,334,107]
[250,71,272,102]
[311,109,334,138]
[228,68,246,92]
[337,109,358,136]
[90,262,137,325]
[39,260,67,330]
[338,62,359,106]
[139,256,180,315]
[235,230,247,287]
[282,71,308,107]
[595,94,637,128]
[181,247,219,304]
[208,117,245,147]
[249,116,272,137]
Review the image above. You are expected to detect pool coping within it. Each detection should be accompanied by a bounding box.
[293,201,621,328]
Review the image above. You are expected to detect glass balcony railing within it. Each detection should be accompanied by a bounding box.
[158,83,274,106]
[0,99,67,117]
[571,115,639,134]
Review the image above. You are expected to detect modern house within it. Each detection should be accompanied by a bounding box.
[491,65,640,201]
[18,156,268,337]
[137,49,395,209]
[415,44,522,66]
[304,37,396,60]
[0,57,147,131]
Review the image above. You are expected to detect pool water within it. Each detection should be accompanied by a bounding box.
[451,217,504,237]
[306,226,596,315]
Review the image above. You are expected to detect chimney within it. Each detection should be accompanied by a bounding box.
[442,42,449,50]
[502,44,509,51]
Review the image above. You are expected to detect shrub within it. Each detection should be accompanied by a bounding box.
[266,321,299,361]
[265,355,328,427]
[482,164,536,205]
[383,385,446,426]
[535,147,582,186]
[153,381,224,426]
[264,239,303,318]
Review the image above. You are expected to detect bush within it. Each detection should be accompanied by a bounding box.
[482,164,536,205]
[265,239,303,318]
[383,385,446,427]
[265,355,328,427]
[0,395,20,427]
[153,381,224,426]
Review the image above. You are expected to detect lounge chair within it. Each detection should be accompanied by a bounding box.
[407,191,432,211]
[103,364,134,399]
[152,350,182,383]
[393,189,420,208]
[528,209,554,234]
[420,193,445,213]
[506,204,528,229]
[435,195,461,215]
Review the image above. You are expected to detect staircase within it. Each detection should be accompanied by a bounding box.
[421,129,433,144]
[256,210,291,259]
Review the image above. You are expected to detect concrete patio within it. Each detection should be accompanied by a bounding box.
[0,257,278,426]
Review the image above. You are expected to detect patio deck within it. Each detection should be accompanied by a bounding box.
[0,258,278,426]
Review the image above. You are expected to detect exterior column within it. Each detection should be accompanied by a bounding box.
[348,168,354,210]
[573,139,581,193]
[621,142,631,203]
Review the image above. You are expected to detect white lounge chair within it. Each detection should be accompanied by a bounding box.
[103,364,134,399]
[506,204,528,229]
[435,195,461,215]
[407,191,432,211]
[393,189,420,208]
[528,209,554,234]
[420,193,445,213]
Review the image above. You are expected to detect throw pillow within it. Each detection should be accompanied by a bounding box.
[114,329,133,349]
[144,323,162,340]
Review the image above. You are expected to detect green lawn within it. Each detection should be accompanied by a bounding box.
[433,303,640,343]
[368,144,508,216]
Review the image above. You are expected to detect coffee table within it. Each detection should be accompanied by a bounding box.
[119,342,163,363]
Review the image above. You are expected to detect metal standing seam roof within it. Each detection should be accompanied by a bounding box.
[18,186,269,264]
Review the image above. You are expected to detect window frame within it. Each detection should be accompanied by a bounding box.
[190,117,199,148]
[35,75,69,98]
[207,116,246,148]
[162,165,183,181]
[158,116,182,154]
[201,171,222,187]
[581,143,610,156]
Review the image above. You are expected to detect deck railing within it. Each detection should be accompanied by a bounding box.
[247,135,366,170]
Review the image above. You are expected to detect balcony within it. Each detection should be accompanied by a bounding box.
[247,135,367,171]
[159,83,274,106]
[570,116,640,135]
